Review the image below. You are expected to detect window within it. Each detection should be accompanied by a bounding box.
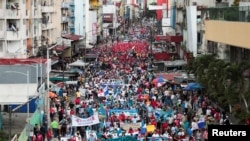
[34,25,37,34]
[0,41,3,52]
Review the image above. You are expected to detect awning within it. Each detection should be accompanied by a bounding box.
[103,23,111,28]
[166,34,183,42]
[62,34,83,41]
[54,45,69,52]
[49,77,69,82]
[69,60,89,67]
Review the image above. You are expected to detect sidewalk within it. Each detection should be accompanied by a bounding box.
[1,112,28,135]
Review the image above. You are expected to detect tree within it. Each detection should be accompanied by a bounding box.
[187,55,250,123]
[232,0,240,6]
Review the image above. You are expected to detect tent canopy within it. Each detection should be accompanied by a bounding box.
[69,60,89,67]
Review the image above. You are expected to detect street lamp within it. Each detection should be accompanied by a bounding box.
[4,70,30,118]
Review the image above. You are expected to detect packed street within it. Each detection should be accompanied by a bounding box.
[23,19,233,141]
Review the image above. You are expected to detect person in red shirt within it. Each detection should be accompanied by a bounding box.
[128,127,134,135]
[70,109,75,116]
[119,112,126,122]
[162,121,168,131]
[49,107,55,121]
[137,93,143,101]
[246,118,250,125]
[137,87,142,94]
[150,114,156,121]
[151,99,157,109]
[74,97,80,105]
[150,119,157,127]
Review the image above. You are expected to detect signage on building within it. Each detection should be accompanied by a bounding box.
[103,14,113,22]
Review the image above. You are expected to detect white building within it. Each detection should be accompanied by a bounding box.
[0,0,63,58]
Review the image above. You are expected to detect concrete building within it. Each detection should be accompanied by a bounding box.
[41,0,62,47]
[205,0,250,62]
[0,0,62,58]
[0,0,42,58]
[174,0,238,60]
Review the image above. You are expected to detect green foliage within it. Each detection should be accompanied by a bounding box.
[187,55,250,123]
[232,0,240,6]
[224,7,239,21]
[0,131,8,141]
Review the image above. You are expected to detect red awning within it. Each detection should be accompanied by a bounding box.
[0,58,47,65]
[62,34,83,41]
[166,34,183,42]
[54,45,68,52]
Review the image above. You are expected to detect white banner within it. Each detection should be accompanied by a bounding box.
[71,114,100,127]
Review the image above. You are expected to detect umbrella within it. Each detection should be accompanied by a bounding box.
[152,77,167,84]
[183,82,204,91]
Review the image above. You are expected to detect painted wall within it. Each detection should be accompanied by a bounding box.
[186,6,197,57]
[54,0,62,42]
[205,20,250,49]
[75,0,84,36]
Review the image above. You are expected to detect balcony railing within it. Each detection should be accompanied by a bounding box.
[6,30,21,40]
[61,16,69,23]
[42,23,54,30]
[208,6,250,22]
[41,6,54,13]
[5,9,21,19]
[0,31,5,39]
[6,2,19,10]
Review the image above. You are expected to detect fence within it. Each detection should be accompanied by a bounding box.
[18,109,43,141]
[208,6,250,22]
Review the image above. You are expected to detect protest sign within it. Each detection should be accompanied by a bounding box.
[71,114,100,127]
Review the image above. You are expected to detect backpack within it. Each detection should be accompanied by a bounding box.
[37,134,43,141]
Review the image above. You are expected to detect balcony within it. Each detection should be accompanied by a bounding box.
[42,23,54,30]
[61,2,69,9]
[61,16,69,23]
[0,31,5,39]
[6,30,21,40]
[208,6,250,22]
[5,9,21,19]
[41,6,54,13]
[6,2,19,10]
[61,30,68,35]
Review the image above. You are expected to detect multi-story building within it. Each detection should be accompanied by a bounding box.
[0,0,42,58]
[41,0,61,46]
[205,0,250,62]
[0,0,62,58]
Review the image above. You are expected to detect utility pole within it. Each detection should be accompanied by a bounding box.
[8,106,12,141]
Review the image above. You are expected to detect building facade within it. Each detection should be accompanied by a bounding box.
[0,0,62,58]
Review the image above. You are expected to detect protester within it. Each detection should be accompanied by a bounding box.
[38,19,232,141]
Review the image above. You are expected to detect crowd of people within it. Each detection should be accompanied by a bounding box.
[29,20,232,141]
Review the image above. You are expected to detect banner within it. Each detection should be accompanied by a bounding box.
[120,123,141,131]
[108,109,138,117]
[71,114,100,127]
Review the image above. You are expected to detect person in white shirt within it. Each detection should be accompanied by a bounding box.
[132,116,138,123]
[168,115,174,125]
[75,131,82,141]
[152,132,160,137]
[206,108,211,116]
